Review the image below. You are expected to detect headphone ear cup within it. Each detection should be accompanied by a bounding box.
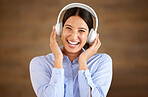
[55,22,62,37]
[87,28,97,44]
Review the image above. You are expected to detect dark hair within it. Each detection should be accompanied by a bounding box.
[62,7,93,50]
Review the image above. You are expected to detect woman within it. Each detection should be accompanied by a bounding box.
[30,3,112,97]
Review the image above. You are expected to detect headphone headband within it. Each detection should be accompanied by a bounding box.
[57,3,98,32]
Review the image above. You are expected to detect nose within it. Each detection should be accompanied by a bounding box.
[71,30,78,39]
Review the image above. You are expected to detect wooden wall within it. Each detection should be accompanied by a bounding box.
[0,0,148,97]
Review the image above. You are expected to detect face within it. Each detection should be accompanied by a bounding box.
[61,16,89,54]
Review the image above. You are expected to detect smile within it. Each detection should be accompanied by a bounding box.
[67,40,80,45]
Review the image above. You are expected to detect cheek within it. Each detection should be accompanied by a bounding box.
[80,34,88,42]
[62,29,67,37]
[62,28,71,35]
[61,29,69,41]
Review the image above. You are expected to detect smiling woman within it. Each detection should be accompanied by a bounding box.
[29,3,112,97]
[62,16,89,56]
[62,6,93,50]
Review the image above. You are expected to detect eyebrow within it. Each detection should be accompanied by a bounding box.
[65,24,87,31]
[78,27,87,31]
[65,24,72,27]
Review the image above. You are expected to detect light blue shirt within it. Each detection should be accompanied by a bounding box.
[29,47,112,97]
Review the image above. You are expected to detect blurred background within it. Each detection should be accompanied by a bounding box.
[0,0,148,97]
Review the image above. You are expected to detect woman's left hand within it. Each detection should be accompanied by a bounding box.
[79,34,101,62]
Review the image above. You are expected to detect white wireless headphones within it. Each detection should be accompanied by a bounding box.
[55,3,98,44]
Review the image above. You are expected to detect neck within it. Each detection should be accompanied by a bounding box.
[62,47,81,62]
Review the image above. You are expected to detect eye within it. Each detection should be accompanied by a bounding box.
[79,30,85,33]
[66,27,72,30]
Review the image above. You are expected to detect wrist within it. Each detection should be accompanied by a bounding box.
[79,60,88,70]
[54,58,63,68]
[79,56,87,62]
[55,55,63,60]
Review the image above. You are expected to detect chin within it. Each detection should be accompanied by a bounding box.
[64,45,82,54]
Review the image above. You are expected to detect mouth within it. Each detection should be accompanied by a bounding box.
[67,40,80,47]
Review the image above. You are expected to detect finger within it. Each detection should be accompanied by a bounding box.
[93,34,100,50]
[50,27,54,42]
[96,36,101,49]
[50,27,54,46]
[93,34,99,47]
[50,26,57,46]
[52,26,56,39]
[51,26,54,36]
[50,26,56,40]
[97,34,101,46]
[88,34,98,50]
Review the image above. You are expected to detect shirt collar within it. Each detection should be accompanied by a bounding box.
[60,46,85,64]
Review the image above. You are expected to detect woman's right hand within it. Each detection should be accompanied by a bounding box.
[50,26,63,60]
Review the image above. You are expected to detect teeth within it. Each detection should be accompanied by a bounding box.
[68,40,79,45]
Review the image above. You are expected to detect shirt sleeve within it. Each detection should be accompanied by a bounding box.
[29,57,64,97]
[78,54,112,97]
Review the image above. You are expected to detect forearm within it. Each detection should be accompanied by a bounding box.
[54,58,63,68]
[79,59,88,70]
[30,68,64,97]
[78,70,90,97]
[30,57,64,97]
[78,54,113,97]
[78,70,104,97]
[46,68,64,97]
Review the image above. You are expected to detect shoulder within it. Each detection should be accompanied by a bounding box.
[29,53,55,72]
[90,53,112,63]
[94,53,112,71]
[30,53,54,64]
[96,53,112,66]
[88,53,112,72]
[97,53,112,62]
